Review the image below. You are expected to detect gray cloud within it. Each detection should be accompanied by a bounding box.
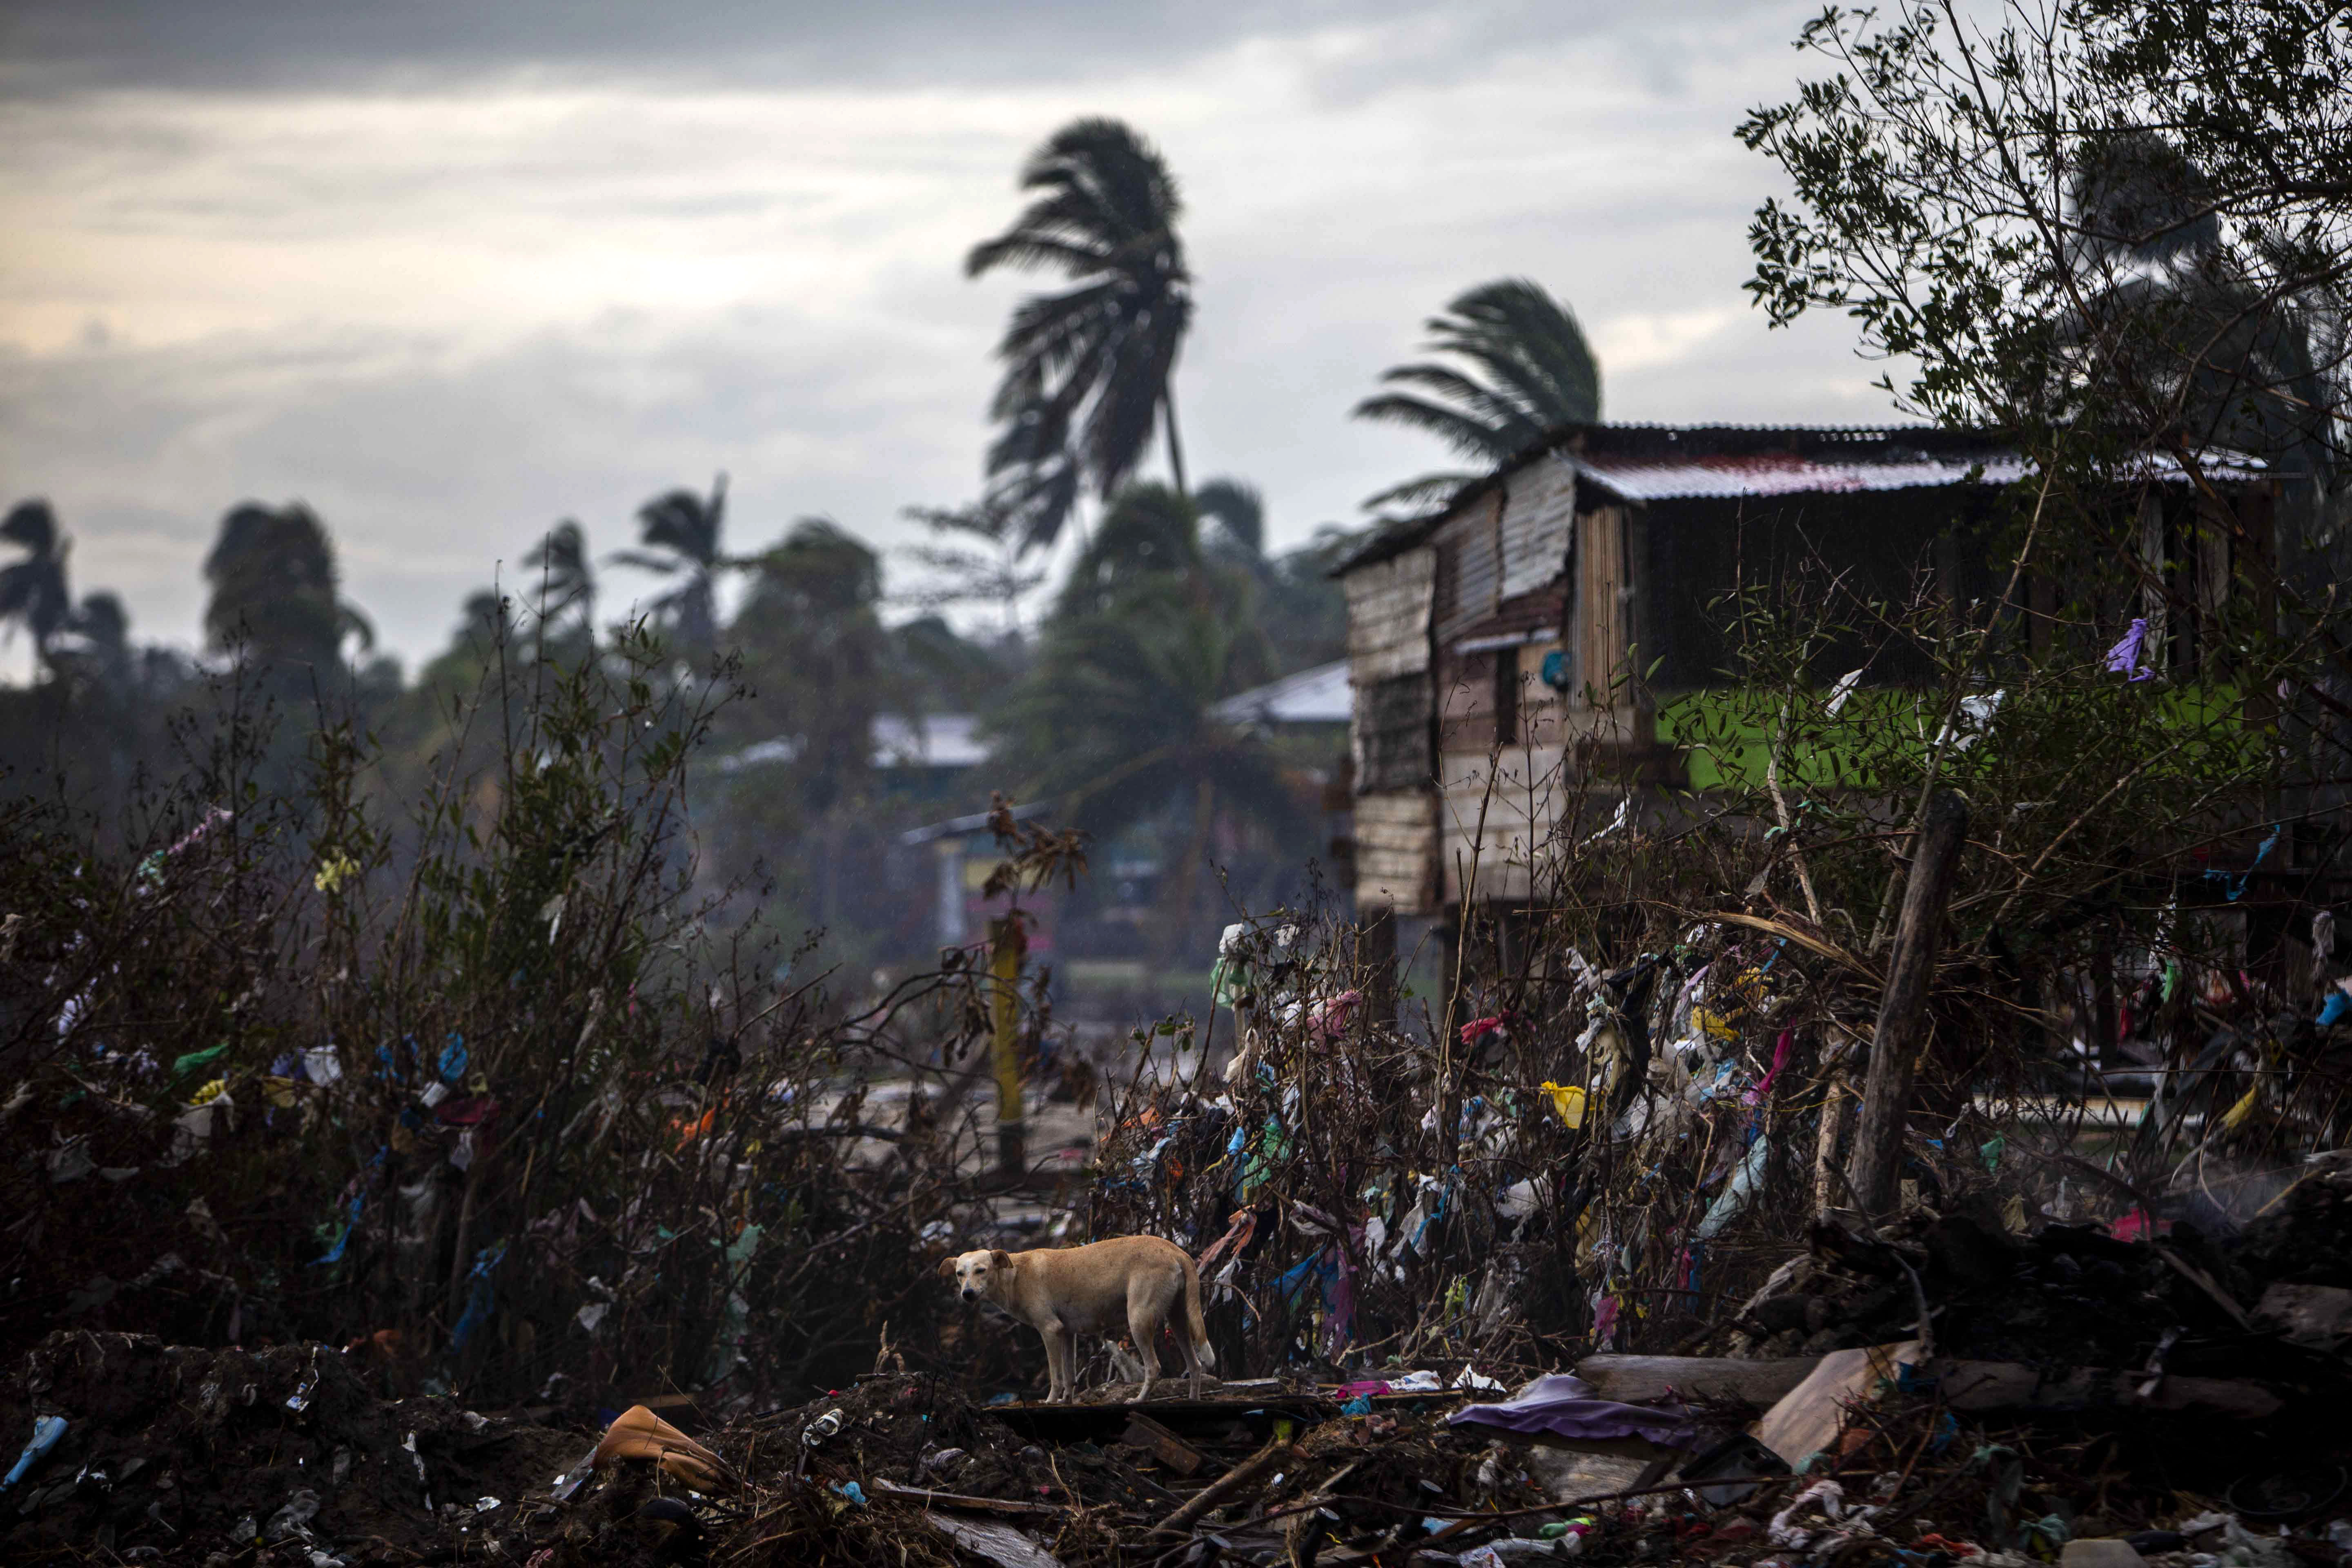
[0,0,1750,98]
[0,0,1902,672]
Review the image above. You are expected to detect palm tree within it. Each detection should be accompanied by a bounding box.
[0,499,71,675]
[63,591,133,689]
[203,501,372,668]
[1353,278,1603,512]
[996,484,1289,958]
[526,520,597,652]
[1193,477,1264,557]
[968,117,1194,552]
[2065,133,2331,477]
[611,474,728,665]
[724,519,895,826]
[999,592,1294,956]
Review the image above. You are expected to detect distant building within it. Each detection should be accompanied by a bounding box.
[1208,660,1350,729]
[714,711,991,775]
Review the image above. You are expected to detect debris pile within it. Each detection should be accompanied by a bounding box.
[0,1331,576,1563]
[24,1241,2352,1568]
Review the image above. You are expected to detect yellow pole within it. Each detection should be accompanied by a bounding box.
[989,913,1027,1176]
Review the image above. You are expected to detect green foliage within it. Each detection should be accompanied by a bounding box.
[723,518,892,823]
[1737,2,2352,597]
[0,615,978,1404]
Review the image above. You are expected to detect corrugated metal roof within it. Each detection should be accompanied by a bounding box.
[1572,450,2029,501]
[1334,422,2274,574]
[1210,659,1352,726]
[1573,445,2267,501]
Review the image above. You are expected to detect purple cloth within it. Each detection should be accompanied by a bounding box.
[1446,1373,1695,1447]
[2104,618,2154,682]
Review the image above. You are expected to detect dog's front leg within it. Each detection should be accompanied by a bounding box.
[1040,1322,1074,1403]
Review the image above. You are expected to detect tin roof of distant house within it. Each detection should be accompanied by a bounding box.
[1209,659,1351,727]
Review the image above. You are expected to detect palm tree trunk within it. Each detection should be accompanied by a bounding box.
[1162,388,1189,499]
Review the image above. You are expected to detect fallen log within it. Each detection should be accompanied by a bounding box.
[1934,1361,2283,1420]
[1572,1354,1822,1407]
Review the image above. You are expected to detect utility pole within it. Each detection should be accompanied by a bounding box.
[988,913,1027,1177]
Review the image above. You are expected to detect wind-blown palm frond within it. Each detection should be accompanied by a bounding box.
[1354,277,1602,512]
[969,117,1194,551]
[529,520,596,630]
[202,501,357,667]
[613,474,728,663]
[2064,134,2334,480]
[0,498,71,668]
[1193,477,1264,556]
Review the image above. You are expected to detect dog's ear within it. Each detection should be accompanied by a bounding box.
[990,1249,1011,1268]
[936,1256,958,1280]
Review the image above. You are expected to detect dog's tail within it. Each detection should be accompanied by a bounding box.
[1183,1252,1216,1369]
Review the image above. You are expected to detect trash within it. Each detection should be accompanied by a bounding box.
[1678,1431,1791,1507]
[2104,618,2155,681]
[833,1479,868,1507]
[285,1363,320,1414]
[927,1512,1066,1568]
[1448,1373,1695,1447]
[802,1406,846,1447]
[1754,1342,1918,1467]
[46,1138,95,1185]
[2,1415,66,1491]
[590,1404,738,1492]
[265,1488,321,1540]
[1538,1081,1588,1127]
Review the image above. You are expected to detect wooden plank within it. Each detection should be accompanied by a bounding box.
[1574,504,1627,706]
[1119,1412,1207,1477]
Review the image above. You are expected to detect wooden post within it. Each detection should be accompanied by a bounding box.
[988,913,1027,1177]
[1812,1071,1853,1221]
[1849,790,1968,1218]
[1359,903,1397,1027]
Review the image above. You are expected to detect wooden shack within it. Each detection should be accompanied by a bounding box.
[1334,423,2040,923]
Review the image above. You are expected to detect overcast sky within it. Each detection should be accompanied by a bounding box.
[0,0,1903,676]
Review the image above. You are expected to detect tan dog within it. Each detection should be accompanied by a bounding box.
[943,1236,1214,1403]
